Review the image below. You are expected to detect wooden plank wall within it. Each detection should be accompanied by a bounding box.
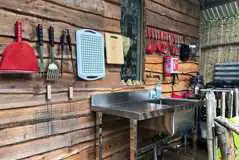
[0,0,136,159]
[0,0,201,159]
[144,0,200,96]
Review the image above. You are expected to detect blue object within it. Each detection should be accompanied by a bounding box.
[155,82,162,99]
[149,89,156,100]
[149,82,161,100]
[76,29,105,80]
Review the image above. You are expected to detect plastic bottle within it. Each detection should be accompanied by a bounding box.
[155,81,162,99]
[149,88,156,100]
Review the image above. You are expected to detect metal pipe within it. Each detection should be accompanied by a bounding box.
[221,92,226,117]
[130,119,138,160]
[184,135,187,153]
[201,89,233,92]
[96,112,103,160]
[153,144,158,160]
[229,90,234,118]
[234,88,239,116]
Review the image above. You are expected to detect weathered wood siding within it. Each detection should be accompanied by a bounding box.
[144,0,200,95]
[0,0,133,159]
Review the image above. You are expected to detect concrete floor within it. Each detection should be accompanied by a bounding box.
[163,149,207,160]
[163,143,208,160]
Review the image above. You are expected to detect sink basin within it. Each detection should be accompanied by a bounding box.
[91,91,200,136]
[148,98,197,107]
[141,98,199,136]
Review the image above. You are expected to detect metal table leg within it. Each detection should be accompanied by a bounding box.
[192,128,197,156]
[130,119,138,160]
[96,112,103,160]
[153,144,158,160]
[192,103,198,156]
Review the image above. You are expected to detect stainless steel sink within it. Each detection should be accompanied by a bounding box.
[91,91,200,160]
[91,91,199,136]
[141,98,199,136]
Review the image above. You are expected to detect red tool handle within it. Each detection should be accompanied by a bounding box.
[16,20,22,42]
[147,27,151,39]
[157,31,161,41]
[156,31,161,53]
[151,28,155,53]
[146,27,153,54]
[144,29,147,52]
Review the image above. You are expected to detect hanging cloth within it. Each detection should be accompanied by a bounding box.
[179,44,190,62]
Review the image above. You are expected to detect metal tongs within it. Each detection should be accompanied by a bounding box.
[60,29,75,78]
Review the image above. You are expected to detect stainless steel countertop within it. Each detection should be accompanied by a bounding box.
[91,91,199,120]
[92,101,196,120]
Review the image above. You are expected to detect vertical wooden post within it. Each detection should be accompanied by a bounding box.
[130,119,138,160]
[206,91,215,160]
[96,112,103,160]
[212,92,217,160]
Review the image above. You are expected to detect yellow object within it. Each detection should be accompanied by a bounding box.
[122,36,132,57]
[229,117,239,160]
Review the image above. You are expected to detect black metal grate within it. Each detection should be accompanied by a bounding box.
[214,63,239,85]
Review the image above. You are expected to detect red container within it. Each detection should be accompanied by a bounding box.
[164,56,171,77]
[171,92,184,98]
